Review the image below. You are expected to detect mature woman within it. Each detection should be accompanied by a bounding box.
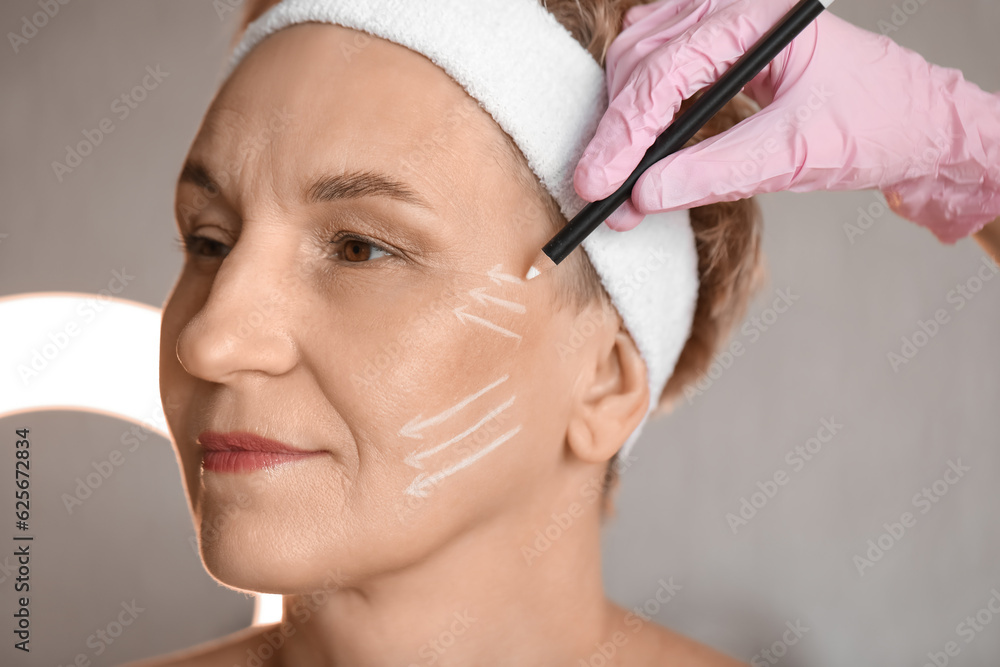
[133,0,999,664]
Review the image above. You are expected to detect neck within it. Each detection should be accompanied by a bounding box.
[277,479,615,666]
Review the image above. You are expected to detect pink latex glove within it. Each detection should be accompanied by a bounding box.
[574,0,1000,243]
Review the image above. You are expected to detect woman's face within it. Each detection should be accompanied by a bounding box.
[160,23,616,592]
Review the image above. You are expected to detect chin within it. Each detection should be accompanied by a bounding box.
[197,522,330,595]
[190,488,314,594]
[192,488,378,596]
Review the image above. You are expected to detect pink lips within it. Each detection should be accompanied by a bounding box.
[199,431,325,473]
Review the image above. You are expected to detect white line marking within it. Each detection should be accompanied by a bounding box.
[487,263,524,286]
[404,395,516,468]
[405,425,523,497]
[397,374,509,439]
[467,287,526,314]
[453,306,522,340]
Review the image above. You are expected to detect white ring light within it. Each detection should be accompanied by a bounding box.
[0,293,282,624]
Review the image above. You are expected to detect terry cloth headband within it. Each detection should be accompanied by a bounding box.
[222,0,700,459]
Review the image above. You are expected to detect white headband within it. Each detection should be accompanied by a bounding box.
[223,0,699,459]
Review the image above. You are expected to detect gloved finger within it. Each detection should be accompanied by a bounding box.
[610,0,744,98]
[628,106,837,211]
[604,197,645,232]
[575,0,799,201]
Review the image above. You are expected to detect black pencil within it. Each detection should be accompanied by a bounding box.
[525,0,837,280]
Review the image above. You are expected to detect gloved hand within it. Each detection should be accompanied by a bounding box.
[573,0,1000,243]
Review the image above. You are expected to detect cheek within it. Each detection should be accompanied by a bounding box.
[316,268,573,489]
[328,272,531,443]
[385,296,580,538]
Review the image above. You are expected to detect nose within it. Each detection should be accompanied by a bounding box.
[175,237,299,384]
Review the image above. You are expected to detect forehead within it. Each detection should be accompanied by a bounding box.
[191,22,509,216]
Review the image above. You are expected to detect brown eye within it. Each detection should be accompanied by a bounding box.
[176,233,230,259]
[332,234,392,263]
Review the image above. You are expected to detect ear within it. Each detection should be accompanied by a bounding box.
[565,319,650,465]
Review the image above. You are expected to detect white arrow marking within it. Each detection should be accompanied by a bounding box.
[453,306,522,340]
[398,374,509,439]
[404,395,516,468]
[487,263,524,286]
[467,287,526,314]
[405,424,523,497]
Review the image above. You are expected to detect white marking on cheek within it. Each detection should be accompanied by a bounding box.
[452,267,529,343]
[392,262,532,498]
[398,374,510,439]
[404,395,516,468]
[405,421,522,497]
[467,286,525,313]
[453,305,522,340]
[488,263,525,285]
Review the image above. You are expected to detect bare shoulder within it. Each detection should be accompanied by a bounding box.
[607,603,747,667]
[123,622,281,667]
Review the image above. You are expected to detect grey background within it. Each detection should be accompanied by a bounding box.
[0,0,997,665]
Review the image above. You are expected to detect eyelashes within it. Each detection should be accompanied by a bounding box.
[173,231,394,264]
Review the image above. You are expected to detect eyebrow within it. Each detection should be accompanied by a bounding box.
[178,160,434,211]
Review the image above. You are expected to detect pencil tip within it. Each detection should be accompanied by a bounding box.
[525,249,557,280]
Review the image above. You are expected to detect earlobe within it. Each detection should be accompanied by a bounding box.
[565,326,650,465]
